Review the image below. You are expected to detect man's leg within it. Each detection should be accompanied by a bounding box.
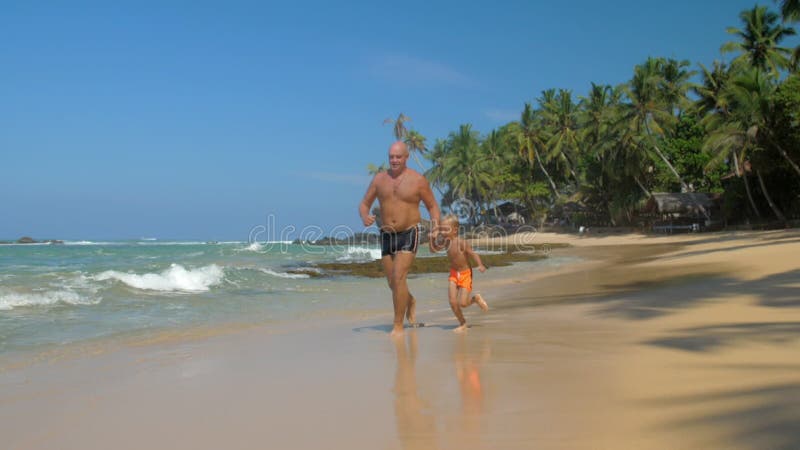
[381,255,395,292]
[389,252,416,337]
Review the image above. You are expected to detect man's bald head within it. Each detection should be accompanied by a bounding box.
[389,141,409,155]
[388,141,410,173]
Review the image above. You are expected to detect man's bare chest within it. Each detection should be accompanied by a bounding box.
[376,178,419,203]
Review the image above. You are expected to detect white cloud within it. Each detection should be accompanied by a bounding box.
[370,54,476,88]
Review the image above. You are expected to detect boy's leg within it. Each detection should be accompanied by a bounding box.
[449,282,467,332]
[473,293,489,312]
[458,287,472,308]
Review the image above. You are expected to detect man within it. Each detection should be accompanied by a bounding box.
[359,141,441,337]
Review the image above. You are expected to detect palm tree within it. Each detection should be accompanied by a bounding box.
[434,125,494,223]
[539,89,581,186]
[703,120,763,218]
[694,61,733,116]
[721,6,796,77]
[579,83,621,151]
[730,68,800,176]
[383,113,411,140]
[367,163,388,175]
[403,129,428,170]
[619,57,692,193]
[579,83,626,221]
[480,128,514,218]
[513,103,560,198]
[696,61,762,217]
[703,68,796,222]
[776,0,800,21]
[658,58,697,114]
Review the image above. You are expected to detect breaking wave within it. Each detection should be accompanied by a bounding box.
[94,264,224,292]
[0,289,100,310]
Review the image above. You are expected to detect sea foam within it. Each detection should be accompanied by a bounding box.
[242,242,264,252]
[256,267,310,279]
[336,246,382,262]
[94,264,224,292]
[0,289,99,310]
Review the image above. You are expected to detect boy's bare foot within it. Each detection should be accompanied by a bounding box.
[390,326,404,338]
[473,293,489,312]
[454,324,468,333]
[406,295,416,324]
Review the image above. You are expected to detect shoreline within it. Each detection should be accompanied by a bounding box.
[2,229,799,449]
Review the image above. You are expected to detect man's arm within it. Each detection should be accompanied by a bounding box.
[419,177,441,237]
[359,176,378,227]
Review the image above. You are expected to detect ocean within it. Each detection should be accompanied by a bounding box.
[0,239,565,360]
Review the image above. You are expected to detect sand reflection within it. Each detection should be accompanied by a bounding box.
[392,331,493,450]
[393,330,438,449]
[449,334,491,449]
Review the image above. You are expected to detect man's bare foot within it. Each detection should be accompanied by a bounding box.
[390,325,405,338]
[473,293,489,312]
[406,295,416,324]
[454,324,468,333]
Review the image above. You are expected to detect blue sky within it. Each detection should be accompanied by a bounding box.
[1,0,791,240]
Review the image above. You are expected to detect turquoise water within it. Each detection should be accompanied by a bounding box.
[0,239,565,357]
[0,240,393,354]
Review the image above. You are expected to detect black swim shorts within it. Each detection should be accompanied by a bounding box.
[380,225,420,257]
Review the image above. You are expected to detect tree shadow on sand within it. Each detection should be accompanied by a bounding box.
[498,264,800,321]
[645,322,800,352]
[657,238,800,261]
[643,382,800,450]
[591,268,800,319]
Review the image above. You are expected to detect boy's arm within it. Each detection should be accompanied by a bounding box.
[465,241,486,272]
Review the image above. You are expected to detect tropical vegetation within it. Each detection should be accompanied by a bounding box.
[378,4,800,229]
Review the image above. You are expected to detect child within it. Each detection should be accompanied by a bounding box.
[430,215,489,332]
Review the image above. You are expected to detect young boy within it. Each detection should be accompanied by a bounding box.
[430,215,489,332]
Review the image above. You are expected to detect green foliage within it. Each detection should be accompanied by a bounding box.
[418,5,799,227]
[656,114,726,193]
[721,5,796,76]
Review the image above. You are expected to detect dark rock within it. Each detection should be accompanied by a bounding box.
[17,236,36,244]
[313,248,556,278]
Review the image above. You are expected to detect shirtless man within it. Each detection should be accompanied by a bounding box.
[359,141,441,337]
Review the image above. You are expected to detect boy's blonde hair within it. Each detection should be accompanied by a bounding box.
[442,214,459,229]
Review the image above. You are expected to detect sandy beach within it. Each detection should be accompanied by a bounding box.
[2,229,799,450]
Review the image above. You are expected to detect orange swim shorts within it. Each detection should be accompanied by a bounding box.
[448,268,473,291]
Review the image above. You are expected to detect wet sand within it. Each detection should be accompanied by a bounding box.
[2,229,799,449]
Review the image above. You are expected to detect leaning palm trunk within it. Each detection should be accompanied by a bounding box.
[770,137,800,177]
[410,152,425,172]
[634,176,652,198]
[560,151,581,187]
[534,148,560,198]
[644,122,691,192]
[645,122,710,221]
[742,173,761,218]
[756,170,787,223]
[733,153,762,218]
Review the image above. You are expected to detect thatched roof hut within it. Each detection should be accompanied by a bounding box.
[644,193,714,217]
